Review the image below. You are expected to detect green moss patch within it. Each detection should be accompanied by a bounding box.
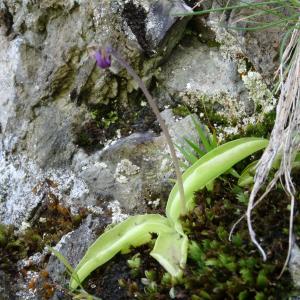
[73,99,160,153]
[76,172,297,299]
[0,180,87,279]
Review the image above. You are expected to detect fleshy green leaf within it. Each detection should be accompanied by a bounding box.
[167,138,268,226]
[150,231,188,278]
[210,129,218,148]
[238,152,300,187]
[240,268,254,284]
[238,160,258,187]
[69,214,173,290]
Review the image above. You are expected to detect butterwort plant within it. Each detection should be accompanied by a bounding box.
[68,45,269,291]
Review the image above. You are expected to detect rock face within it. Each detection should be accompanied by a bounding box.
[0,0,191,224]
[0,0,296,298]
[0,1,193,298]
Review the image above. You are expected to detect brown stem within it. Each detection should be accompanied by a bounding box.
[111,49,186,214]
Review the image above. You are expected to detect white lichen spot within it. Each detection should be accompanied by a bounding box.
[242,71,276,113]
[114,159,140,184]
[19,221,31,233]
[222,126,239,136]
[18,252,44,270]
[116,174,128,184]
[237,59,247,75]
[108,200,128,224]
[87,205,103,215]
[116,129,121,139]
[94,161,108,169]
[148,198,160,208]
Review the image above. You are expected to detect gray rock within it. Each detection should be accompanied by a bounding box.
[157,36,244,98]
[1,0,190,167]
[0,110,200,228]
[71,111,201,213]
[290,242,300,290]
[0,148,90,226]
[155,35,256,127]
[207,0,285,84]
[0,0,191,227]
[228,3,284,84]
[47,215,101,285]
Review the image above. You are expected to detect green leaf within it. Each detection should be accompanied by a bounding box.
[238,291,249,300]
[217,226,228,241]
[150,231,188,278]
[232,234,243,247]
[255,292,266,300]
[205,179,215,191]
[238,160,259,187]
[227,167,240,178]
[205,258,220,267]
[183,137,206,157]
[240,268,254,284]
[176,144,198,165]
[69,214,174,290]
[189,241,204,262]
[167,138,268,226]
[210,130,218,148]
[191,117,213,152]
[256,270,268,288]
[199,290,212,299]
[175,1,285,16]
[48,246,82,288]
[238,152,300,187]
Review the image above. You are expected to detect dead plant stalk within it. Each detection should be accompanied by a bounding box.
[245,21,300,276]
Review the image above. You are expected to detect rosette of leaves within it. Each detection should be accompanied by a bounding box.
[69,138,268,290]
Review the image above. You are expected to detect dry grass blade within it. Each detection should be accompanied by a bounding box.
[246,19,300,275]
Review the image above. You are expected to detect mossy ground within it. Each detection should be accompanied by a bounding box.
[77,169,299,300]
[0,180,88,299]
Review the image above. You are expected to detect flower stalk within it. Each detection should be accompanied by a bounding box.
[92,46,186,214]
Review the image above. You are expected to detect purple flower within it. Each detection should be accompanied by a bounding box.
[94,47,111,69]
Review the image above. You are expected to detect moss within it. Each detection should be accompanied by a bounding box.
[79,173,297,299]
[0,186,87,278]
[244,110,276,137]
[73,94,160,152]
[172,105,191,118]
[75,131,93,148]
[206,40,220,48]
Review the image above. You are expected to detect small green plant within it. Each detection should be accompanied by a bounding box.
[49,47,268,293]
[238,152,300,187]
[178,117,240,180]
[119,177,294,299]
[178,0,300,270]
[176,117,218,168]
[68,137,268,290]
